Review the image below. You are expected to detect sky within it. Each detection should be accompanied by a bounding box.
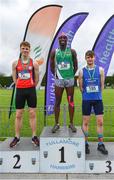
[0,0,114,76]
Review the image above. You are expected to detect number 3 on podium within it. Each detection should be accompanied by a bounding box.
[106,160,112,173]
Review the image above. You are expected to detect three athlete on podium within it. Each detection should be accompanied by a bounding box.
[10,32,108,155]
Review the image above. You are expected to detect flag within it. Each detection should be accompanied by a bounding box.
[9,5,62,118]
[92,15,114,76]
[45,12,89,115]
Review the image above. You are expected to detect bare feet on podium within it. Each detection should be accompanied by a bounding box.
[51,124,60,133]
[69,124,77,133]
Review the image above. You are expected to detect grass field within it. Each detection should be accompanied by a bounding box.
[0,88,114,140]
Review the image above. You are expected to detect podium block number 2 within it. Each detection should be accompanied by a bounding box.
[13,154,21,169]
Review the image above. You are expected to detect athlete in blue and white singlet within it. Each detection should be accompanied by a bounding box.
[79,50,108,155]
[82,65,102,101]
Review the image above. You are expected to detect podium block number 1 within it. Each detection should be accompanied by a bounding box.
[40,137,85,173]
[59,147,66,163]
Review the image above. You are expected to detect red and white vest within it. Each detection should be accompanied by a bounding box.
[16,58,35,88]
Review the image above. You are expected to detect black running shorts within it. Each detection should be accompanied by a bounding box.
[15,87,37,109]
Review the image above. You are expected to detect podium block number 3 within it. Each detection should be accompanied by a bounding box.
[13,154,21,169]
[106,161,112,173]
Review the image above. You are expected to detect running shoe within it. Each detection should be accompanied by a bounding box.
[51,124,60,133]
[69,124,77,133]
[85,143,90,154]
[97,144,108,155]
[32,136,39,146]
[10,137,20,148]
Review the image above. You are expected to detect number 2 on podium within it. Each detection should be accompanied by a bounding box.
[13,154,21,169]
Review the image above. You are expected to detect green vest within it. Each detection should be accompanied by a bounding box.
[55,48,74,79]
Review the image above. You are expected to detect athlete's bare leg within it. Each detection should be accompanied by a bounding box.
[29,107,37,137]
[96,114,103,143]
[54,86,64,124]
[82,115,91,142]
[66,86,74,124]
[66,86,76,132]
[15,109,24,138]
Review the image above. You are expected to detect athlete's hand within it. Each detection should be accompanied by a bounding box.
[33,61,39,70]
[36,58,44,66]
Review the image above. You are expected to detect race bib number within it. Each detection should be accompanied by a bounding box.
[58,62,70,70]
[18,71,30,80]
[86,85,99,93]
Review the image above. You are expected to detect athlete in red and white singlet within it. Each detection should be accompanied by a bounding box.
[10,41,39,148]
[16,58,35,88]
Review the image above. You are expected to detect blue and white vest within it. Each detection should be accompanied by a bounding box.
[82,65,102,100]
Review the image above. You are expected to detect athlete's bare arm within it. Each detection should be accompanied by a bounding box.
[12,61,18,84]
[100,67,105,91]
[33,61,39,86]
[71,49,78,75]
[50,50,55,75]
[79,69,83,92]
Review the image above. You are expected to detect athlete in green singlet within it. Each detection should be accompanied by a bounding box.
[50,32,78,133]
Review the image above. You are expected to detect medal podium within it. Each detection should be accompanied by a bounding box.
[86,142,114,173]
[40,126,85,173]
[0,138,40,173]
[0,126,114,173]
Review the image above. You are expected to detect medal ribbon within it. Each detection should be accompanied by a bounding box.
[21,56,30,70]
[87,66,96,80]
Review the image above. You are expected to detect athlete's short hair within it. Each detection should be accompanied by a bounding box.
[85,50,95,58]
[20,41,31,48]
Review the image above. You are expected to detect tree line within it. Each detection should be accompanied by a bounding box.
[0,74,114,88]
